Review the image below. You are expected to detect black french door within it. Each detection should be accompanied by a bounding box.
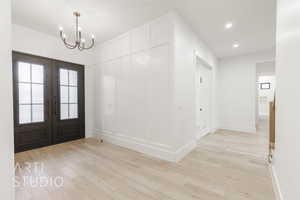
[13,52,85,153]
[52,61,85,144]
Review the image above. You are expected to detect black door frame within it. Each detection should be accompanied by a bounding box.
[12,51,85,153]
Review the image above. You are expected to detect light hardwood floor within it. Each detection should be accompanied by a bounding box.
[15,121,275,200]
[198,119,269,159]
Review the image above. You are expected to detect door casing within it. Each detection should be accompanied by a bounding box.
[195,56,212,140]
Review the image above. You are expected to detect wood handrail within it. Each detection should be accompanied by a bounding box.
[269,101,275,162]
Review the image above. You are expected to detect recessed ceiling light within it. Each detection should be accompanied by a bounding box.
[225,22,233,29]
[233,43,240,48]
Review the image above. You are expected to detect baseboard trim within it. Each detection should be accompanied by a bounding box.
[218,126,256,134]
[175,140,197,162]
[196,127,210,140]
[95,129,196,163]
[269,164,284,200]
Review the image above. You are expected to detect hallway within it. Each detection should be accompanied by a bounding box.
[198,120,269,159]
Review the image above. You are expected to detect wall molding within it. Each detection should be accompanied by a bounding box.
[269,164,284,200]
[174,140,197,162]
[218,125,256,134]
[95,129,197,162]
[196,127,211,140]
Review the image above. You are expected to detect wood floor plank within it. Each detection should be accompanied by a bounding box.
[15,120,275,200]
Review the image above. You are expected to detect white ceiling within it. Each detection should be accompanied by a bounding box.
[12,0,276,58]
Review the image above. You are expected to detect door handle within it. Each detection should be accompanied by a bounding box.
[46,100,50,117]
[54,98,58,116]
[200,108,203,111]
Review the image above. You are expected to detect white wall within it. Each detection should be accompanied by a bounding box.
[95,14,175,161]
[273,0,300,199]
[218,51,274,133]
[12,24,96,138]
[0,0,14,199]
[94,12,218,162]
[257,61,276,76]
[172,13,218,150]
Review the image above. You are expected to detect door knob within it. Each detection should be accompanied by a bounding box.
[200,108,203,111]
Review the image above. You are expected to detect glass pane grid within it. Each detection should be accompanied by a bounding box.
[59,69,79,120]
[18,62,45,124]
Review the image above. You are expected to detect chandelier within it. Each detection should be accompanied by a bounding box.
[59,12,95,51]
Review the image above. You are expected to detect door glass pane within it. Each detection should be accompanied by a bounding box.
[32,105,44,122]
[19,105,31,124]
[32,84,44,104]
[69,70,78,86]
[18,62,31,82]
[69,104,78,119]
[19,83,31,104]
[60,104,68,120]
[69,87,78,103]
[60,86,69,103]
[60,69,68,85]
[32,64,44,83]
[59,69,79,120]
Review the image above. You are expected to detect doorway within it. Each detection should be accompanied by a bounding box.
[195,57,212,139]
[257,76,276,119]
[12,52,85,152]
[255,61,276,123]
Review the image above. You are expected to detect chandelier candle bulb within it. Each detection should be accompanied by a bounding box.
[233,43,240,48]
[225,22,233,29]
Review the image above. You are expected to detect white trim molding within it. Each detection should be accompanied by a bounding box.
[218,126,257,134]
[269,164,284,200]
[174,140,197,162]
[95,129,197,163]
[196,127,211,140]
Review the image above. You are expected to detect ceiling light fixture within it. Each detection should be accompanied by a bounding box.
[225,22,233,29]
[233,43,240,48]
[59,12,95,51]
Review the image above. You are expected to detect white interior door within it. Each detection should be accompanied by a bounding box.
[196,60,212,139]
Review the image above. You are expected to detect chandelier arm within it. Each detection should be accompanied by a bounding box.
[59,32,77,49]
[82,39,95,50]
[64,40,78,49]
[64,39,78,49]
[66,44,78,49]
[78,43,85,51]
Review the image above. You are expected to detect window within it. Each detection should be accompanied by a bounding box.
[60,69,78,120]
[260,83,271,90]
[18,62,44,124]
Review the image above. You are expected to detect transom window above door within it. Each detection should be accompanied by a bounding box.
[18,62,44,124]
[59,69,79,120]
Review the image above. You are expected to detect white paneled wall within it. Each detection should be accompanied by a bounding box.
[95,14,174,161]
[95,12,218,162]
